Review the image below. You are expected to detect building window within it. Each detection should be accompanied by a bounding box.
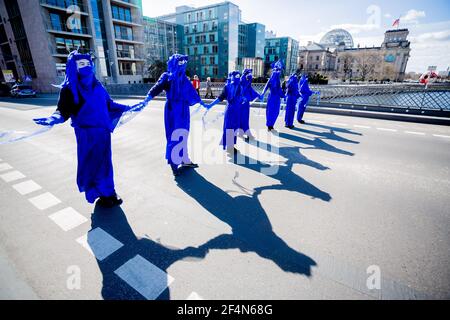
[112,6,132,22]
[209,34,215,42]
[119,61,136,75]
[115,25,133,41]
[116,43,135,58]
[55,37,89,54]
[49,13,62,31]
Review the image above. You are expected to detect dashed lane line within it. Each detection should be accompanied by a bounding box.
[76,228,124,261]
[28,192,62,211]
[13,180,42,195]
[377,128,398,132]
[0,163,13,172]
[49,207,88,232]
[0,170,26,183]
[433,134,450,139]
[114,255,175,301]
[405,131,426,136]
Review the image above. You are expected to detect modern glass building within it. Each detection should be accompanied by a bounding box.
[238,22,265,76]
[143,16,179,75]
[157,2,243,80]
[0,0,145,92]
[264,37,299,77]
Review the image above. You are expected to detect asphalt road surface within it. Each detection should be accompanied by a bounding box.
[0,95,449,300]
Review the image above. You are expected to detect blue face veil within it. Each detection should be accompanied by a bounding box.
[226,71,242,102]
[241,69,253,89]
[166,54,189,100]
[56,50,98,105]
[269,60,284,89]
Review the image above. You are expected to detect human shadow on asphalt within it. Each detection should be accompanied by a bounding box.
[175,168,319,279]
[89,204,210,300]
[277,132,355,157]
[290,125,362,144]
[302,122,363,136]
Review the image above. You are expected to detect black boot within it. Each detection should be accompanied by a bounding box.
[97,194,123,208]
[182,162,199,169]
[171,165,181,177]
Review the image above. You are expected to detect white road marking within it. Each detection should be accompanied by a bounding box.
[48,207,88,232]
[405,131,426,136]
[433,134,450,139]
[332,123,348,126]
[0,163,13,172]
[12,180,42,195]
[308,120,325,124]
[354,125,371,129]
[377,128,398,132]
[76,228,123,261]
[0,170,26,183]
[28,192,61,210]
[187,292,204,300]
[114,255,175,300]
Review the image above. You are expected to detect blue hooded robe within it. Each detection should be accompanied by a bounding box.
[145,54,201,167]
[240,69,259,134]
[297,75,314,123]
[261,61,285,128]
[284,74,301,127]
[216,71,244,150]
[53,52,131,203]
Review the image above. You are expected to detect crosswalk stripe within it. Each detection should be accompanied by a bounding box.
[0,163,13,172]
[28,192,61,210]
[76,228,123,261]
[1,170,26,183]
[114,255,175,300]
[49,207,88,232]
[12,180,42,195]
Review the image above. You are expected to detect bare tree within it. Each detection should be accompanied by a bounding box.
[356,51,380,81]
[340,53,353,81]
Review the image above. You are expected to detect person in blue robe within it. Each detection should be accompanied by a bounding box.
[205,71,244,154]
[137,54,208,176]
[239,69,260,140]
[259,61,285,132]
[33,51,135,207]
[284,73,301,129]
[297,75,314,124]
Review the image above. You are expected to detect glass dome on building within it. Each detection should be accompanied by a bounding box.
[320,29,354,49]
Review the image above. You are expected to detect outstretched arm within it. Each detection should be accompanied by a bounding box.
[205,86,227,109]
[260,80,269,100]
[33,111,65,127]
[33,88,72,127]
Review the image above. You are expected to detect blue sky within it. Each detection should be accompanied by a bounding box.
[143,0,450,72]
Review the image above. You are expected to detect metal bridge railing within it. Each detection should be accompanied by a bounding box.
[107,82,450,112]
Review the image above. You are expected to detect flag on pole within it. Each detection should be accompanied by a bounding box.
[392,18,400,28]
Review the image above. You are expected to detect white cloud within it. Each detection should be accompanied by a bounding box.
[411,30,450,43]
[401,9,426,24]
[384,13,392,19]
[329,23,379,35]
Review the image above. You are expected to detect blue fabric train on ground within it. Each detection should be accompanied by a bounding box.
[284,73,301,129]
[297,75,319,124]
[138,54,208,176]
[260,60,285,132]
[240,69,260,140]
[206,71,244,154]
[33,51,137,207]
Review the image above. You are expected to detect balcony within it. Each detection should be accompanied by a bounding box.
[46,21,92,38]
[40,0,88,16]
[111,0,141,9]
[112,19,142,28]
